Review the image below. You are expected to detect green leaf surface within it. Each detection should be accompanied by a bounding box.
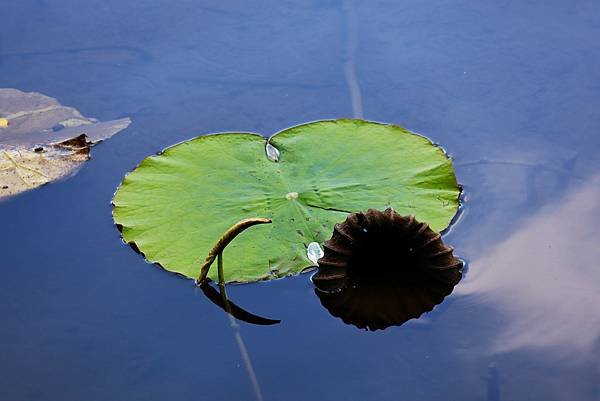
[113,119,460,283]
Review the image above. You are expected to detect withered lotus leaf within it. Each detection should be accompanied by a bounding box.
[313,208,462,330]
[0,88,130,198]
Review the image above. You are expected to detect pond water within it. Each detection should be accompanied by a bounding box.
[2,0,600,400]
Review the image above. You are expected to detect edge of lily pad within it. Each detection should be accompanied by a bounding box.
[111,132,268,283]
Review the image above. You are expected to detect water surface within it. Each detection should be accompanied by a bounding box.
[1,1,599,400]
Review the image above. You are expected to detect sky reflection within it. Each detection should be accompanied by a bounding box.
[458,176,600,359]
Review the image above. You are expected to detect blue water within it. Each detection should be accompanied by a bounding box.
[2,1,600,400]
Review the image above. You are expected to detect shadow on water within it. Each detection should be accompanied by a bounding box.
[314,269,460,331]
[483,364,501,401]
[199,280,280,326]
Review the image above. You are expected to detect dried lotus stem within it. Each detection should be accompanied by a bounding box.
[196,217,272,285]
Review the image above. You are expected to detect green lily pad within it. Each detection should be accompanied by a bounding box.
[113,119,460,283]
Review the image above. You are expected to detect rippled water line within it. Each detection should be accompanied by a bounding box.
[342,0,364,119]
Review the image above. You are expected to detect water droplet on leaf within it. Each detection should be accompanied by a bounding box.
[307,242,324,265]
[266,142,279,162]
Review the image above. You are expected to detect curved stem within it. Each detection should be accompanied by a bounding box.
[217,254,233,318]
[196,217,271,285]
[217,252,225,285]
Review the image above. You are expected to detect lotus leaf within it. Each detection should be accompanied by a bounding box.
[113,119,460,283]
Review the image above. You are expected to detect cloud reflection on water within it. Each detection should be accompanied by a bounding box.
[457,176,600,359]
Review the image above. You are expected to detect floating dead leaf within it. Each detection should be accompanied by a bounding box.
[0,88,130,199]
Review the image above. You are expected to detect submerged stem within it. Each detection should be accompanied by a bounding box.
[215,252,265,401]
[196,217,272,285]
[195,218,272,400]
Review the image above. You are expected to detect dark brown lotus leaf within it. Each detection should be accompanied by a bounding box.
[312,208,462,330]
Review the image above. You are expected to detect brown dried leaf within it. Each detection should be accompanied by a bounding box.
[0,88,130,199]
